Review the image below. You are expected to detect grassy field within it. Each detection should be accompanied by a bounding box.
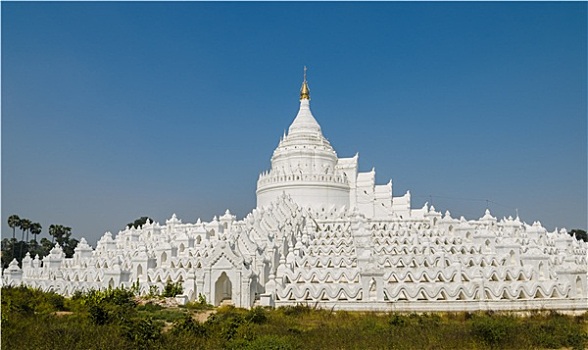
[2,285,587,350]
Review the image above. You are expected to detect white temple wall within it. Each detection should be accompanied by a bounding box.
[271,151,338,175]
[336,155,359,207]
[356,171,375,218]
[392,191,411,218]
[374,182,393,219]
[257,182,350,209]
[3,205,587,311]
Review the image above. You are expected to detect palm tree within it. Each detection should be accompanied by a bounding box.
[8,214,20,240]
[20,219,32,242]
[17,218,31,261]
[30,222,42,244]
[8,214,20,258]
[48,224,73,249]
[59,226,72,247]
[49,224,59,244]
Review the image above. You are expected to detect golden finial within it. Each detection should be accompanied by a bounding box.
[300,66,310,100]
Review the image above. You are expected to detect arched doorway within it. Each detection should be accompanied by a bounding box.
[215,272,232,306]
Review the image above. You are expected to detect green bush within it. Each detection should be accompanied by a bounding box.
[79,287,137,325]
[172,313,208,337]
[185,293,213,310]
[246,306,268,324]
[122,317,162,349]
[1,285,67,316]
[279,304,312,317]
[525,311,587,350]
[148,284,160,298]
[389,313,407,327]
[470,313,518,347]
[163,281,183,297]
[230,335,295,350]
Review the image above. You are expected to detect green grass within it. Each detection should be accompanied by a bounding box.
[2,286,587,350]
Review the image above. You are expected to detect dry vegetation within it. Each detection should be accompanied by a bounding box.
[2,285,587,350]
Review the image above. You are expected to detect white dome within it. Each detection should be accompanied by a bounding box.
[288,99,322,135]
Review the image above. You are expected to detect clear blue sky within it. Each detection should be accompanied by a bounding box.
[2,2,586,246]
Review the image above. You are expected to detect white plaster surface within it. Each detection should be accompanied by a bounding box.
[4,81,587,312]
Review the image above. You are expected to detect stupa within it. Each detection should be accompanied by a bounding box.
[3,70,587,312]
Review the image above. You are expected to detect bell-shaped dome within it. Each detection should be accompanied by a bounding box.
[288,99,322,135]
[288,66,321,135]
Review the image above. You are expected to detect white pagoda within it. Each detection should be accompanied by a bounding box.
[3,71,587,312]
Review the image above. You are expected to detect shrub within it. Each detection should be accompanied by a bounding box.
[1,285,66,316]
[148,285,160,298]
[186,293,213,310]
[172,314,208,337]
[246,306,268,324]
[206,305,248,342]
[143,308,188,323]
[527,311,587,350]
[249,335,296,350]
[163,281,183,297]
[470,313,517,347]
[136,301,163,312]
[389,313,407,327]
[82,287,137,308]
[230,335,295,350]
[80,288,137,325]
[280,304,312,317]
[123,317,162,349]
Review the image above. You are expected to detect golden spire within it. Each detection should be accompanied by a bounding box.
[300,66,310,100]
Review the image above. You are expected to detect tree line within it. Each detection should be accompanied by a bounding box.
[2,214,79,269]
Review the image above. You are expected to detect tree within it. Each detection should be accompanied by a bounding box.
[28,237,55,260]
[127,216,153,229]
[19,219,32,242]
[7,215,20,259]
[8,214,20,240]
[30,222,42,244]
[62,238,79,258]
[49,224,74,252]
[18,219,32,260]
[49,224,57,243]
[1,236,55,268]
[1,238,15,268]
[39,237,54,255]
[56,226,72,247]
[569,229,587,242]
[49,224,66,244]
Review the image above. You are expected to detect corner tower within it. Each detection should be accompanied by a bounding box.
[256,68,351,209]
